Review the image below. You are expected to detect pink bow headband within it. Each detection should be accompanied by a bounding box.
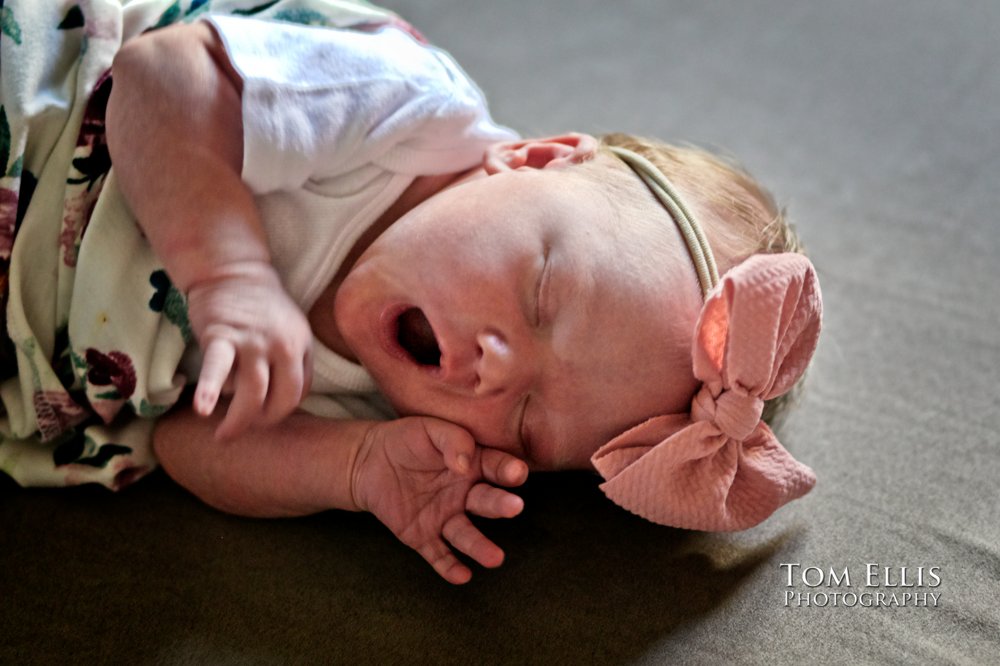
[595,147,822,531]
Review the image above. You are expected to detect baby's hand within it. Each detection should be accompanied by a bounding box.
[186,261,313,440]
[352,417,529,584]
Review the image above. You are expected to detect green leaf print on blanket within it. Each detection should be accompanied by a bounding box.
[189,0,211,17]
[0,105,10,175]
[153,1,183,29]
[148,270,192,342]
[151,0,222,28]
[1,5,22,45]
[273,9,330,26]
[52,432,132,468]
[137,399,170,419]
[233,1,281,17]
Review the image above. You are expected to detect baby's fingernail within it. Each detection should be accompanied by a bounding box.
[455,454,471,474]
[506,460,527,481]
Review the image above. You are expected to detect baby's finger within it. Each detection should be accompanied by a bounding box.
[215,355,269,440]
[480,448,529,488]
[301,345,313,398]
[466,483,524,519]
[442,513,505,570]
[423,419,476,475]
[260,358,305,425]
[194,339,236,416]
[416,538,472,585]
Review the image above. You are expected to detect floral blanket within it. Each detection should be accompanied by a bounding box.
[0,0,406,489]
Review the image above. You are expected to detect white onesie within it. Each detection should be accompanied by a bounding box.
[205,16,517,408]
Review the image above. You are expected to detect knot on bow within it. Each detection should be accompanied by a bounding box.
[691,384,764,442]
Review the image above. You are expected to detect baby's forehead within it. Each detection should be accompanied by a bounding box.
[552,174,697,294]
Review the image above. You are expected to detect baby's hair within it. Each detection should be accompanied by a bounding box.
[596,132,806,426]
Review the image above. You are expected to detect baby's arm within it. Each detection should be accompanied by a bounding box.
[106,22,311,439]
[155,407,528,584]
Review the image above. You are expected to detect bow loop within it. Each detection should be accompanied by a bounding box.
[591,253,822,531]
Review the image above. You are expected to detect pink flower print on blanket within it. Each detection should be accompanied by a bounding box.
[1,103,28,261]
[33,390,89,442]
[0,186,15,259]
[58,195,99,268]
[61,70,112,267]
[84,348,137,423]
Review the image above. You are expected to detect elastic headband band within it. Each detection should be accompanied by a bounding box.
[608,146,720,299]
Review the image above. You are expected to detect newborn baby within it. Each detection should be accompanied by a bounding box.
[0,0,821,584]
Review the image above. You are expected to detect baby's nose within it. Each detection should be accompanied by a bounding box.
[473,329,520,396]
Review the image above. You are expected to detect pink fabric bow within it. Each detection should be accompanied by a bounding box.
[591,253,822,531]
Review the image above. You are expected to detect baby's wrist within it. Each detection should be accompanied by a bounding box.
[348,421,382,514]
[182,258,281,296]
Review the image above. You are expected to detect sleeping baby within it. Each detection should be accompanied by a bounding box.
[0,0,822,584]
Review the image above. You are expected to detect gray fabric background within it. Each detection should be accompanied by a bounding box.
[3,1,998,663]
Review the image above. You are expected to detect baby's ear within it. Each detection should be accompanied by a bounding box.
[483,133,599,174]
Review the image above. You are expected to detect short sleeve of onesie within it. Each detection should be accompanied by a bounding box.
[205,15,517,193]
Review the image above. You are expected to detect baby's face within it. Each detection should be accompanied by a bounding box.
[334,161,703,469]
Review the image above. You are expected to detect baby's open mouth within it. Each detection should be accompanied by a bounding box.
[396,307,442,366]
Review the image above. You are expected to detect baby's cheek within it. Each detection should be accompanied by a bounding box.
[527,426,595,472]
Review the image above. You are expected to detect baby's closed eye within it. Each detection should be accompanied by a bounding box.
[533,244,552,328]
